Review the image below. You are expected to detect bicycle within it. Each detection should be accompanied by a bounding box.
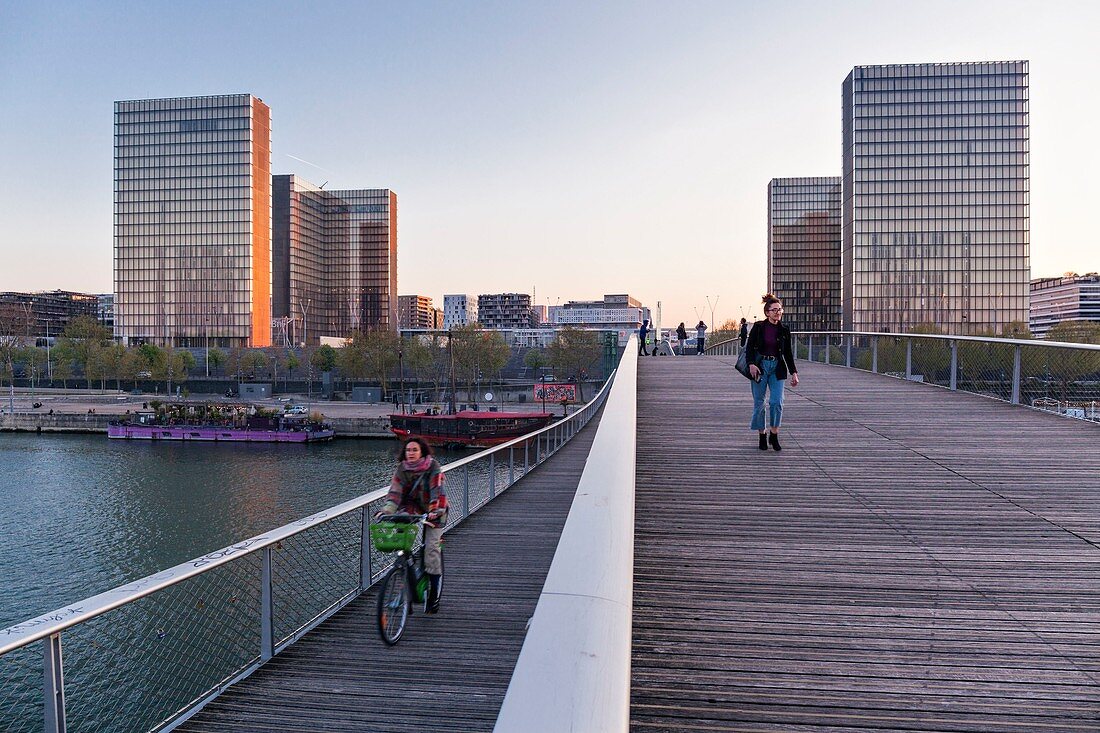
[370,512,445,645]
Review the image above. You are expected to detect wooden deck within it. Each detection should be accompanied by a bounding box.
[632,355,1100,732]
[175,409,603,733]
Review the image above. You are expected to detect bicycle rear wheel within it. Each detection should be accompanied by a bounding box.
[377,565,410,645]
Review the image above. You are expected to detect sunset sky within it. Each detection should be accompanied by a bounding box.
[1,0,1097,328]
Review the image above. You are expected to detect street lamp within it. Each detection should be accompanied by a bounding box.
[705,295,720,334]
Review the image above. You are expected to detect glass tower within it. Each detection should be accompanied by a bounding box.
[767,177,842,331]
[114,94,272,347]
[272,178,398,343]
[842,62,1030,334]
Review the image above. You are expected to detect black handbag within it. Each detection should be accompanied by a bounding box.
[734,348,757,381]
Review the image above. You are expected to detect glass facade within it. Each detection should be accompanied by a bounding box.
[767,177,842,331]
[842,61,1030,334]
[272,177,398,343]
[113,94,272,347]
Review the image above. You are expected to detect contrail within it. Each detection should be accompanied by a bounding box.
[285,154,333,173]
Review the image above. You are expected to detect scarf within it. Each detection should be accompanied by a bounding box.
[402,456,433,473]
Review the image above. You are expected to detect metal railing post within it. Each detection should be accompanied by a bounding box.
[524,438,529,473]
[845,336,852,367]
[261,548,274,662]
[950,340,958,391]
[508,446,515,486]
[359,508,372,590]
[489,453,496,499]
[463,464,470,515]
[872,338,879,373]
[824,336,831,365]
[807,335,814,362]
[905,339,912,380]
[1012,345,1021,405]
[43,633,66,733]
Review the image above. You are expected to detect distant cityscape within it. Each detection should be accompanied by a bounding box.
[2,60,1097,349]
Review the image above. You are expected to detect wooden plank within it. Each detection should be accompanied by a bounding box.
[175,410,604,733]
[632,356,1100,732]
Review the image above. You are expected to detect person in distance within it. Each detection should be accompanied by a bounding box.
[745,294,799,452]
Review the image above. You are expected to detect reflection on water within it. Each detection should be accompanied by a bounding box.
[0,433,460,628]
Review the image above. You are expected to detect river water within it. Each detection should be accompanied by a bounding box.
[0,433,456,629]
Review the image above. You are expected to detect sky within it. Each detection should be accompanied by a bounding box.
[1,0,1097,329]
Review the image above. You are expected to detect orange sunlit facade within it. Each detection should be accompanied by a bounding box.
[251,99,272,346]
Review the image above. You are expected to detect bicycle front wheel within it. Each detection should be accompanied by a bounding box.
[377,565,410,645]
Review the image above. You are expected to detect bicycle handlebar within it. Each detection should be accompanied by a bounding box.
[374,512,427,524]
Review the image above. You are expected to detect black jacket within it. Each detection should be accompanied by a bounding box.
[745,320,797,380]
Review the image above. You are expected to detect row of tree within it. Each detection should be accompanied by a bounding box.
[0,316,607,398]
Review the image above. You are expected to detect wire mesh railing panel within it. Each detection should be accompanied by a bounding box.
[272,511,363,646]
[0,644,41,733]
[956,339,1015,401]
[875,337,907,377]
[910,338,952,388]
[61,553,263,733]
[849,336,874,371]
[1019,342,1100,419]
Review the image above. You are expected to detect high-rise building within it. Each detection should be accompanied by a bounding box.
[272,176,398,344]
[113,94,272,347]
[443,294,478,330]
[478,293,534,329]
[398,295,435,329]
[767,177,842,331]
[432,307,444,330]
[1030,273,1100,338]
[328,188,398,334]
[842,62,1030,334]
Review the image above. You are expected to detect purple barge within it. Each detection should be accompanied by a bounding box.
[108,402,334,443]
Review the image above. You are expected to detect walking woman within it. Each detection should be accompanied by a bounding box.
[376,438,448,612]
[676,322,688,355]
[745,294,799,451]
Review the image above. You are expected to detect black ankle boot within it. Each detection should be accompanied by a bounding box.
[426,574,442,614]
[769,432,781,452]
[758,433,768,450]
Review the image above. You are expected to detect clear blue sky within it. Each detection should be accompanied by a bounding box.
[1,0,1096,328]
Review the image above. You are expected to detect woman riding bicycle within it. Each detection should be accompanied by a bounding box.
[376,438,447,613]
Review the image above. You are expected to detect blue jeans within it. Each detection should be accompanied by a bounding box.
[750,358,784,431]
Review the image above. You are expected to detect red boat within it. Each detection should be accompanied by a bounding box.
[389,410,554,448]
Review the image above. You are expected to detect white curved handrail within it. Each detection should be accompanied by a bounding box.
[494,336,637,733]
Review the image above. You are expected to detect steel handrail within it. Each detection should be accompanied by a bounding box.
[795,330,1100,351]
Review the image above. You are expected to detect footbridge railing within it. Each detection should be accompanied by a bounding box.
[706,331,1100,421]
[495,336,637,733]
[0,373,615,733]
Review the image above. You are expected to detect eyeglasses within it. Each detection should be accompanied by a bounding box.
[766,307,783,313]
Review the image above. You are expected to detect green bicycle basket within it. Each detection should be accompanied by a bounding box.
[370,521,419,552]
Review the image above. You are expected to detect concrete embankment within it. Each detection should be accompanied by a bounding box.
[0,413,392,439]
